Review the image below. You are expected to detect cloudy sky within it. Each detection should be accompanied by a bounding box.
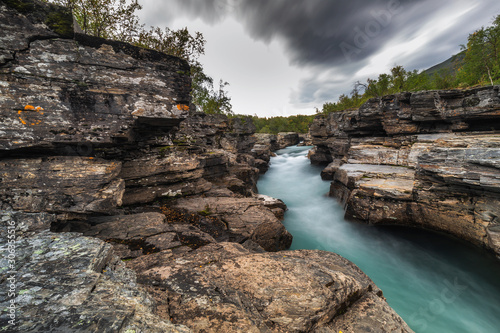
[139,0,500,117]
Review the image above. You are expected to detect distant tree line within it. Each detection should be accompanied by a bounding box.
[41,0,233,115]
[321,14,500,114]
[251,115,315,134]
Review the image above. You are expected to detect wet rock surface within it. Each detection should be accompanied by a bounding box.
[310,87,500,257]
[0,1,412,332]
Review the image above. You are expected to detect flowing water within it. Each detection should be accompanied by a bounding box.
[257,145,500,333]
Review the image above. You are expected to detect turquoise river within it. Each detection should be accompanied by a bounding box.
[257,145,500,333]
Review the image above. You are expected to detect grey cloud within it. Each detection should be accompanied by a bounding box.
[171,0,429,66]
[236,0,415,66]
[145,0,499,70]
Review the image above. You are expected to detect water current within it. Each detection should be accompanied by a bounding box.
[257,145,500,333]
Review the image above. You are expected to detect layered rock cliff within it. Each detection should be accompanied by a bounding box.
[310,87,500,257]
[0,1,413,332]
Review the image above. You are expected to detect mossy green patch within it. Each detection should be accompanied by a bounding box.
[45,9,73,37]
[2,0,35,14]
[4,0,74,38]
[198,205,212,217]
[159,145,173,157]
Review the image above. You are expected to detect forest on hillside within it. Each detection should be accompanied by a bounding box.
[251,115,315,134]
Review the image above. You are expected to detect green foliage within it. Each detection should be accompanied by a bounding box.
[6,0,73,37]
[320,64,462,114]
[136,27,205,64]
[319,61,460,114]
[45,10,74,37]
[193,79,233,115]
[42,0,233,115]
[135,26,232,114]
[457,15,500,86]
[41,0,143,40]
[251,115,315,134]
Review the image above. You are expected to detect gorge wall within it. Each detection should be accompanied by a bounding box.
[0,1,413,332]
[309,87,500,257]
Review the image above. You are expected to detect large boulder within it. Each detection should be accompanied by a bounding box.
[171,196,292,252]
[127,243,413,333]
[277,132,300,149]
[0,1,190,152]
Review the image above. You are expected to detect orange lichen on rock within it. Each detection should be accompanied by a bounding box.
[18,105,44,126]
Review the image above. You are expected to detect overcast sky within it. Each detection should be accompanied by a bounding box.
[139,0,500,117]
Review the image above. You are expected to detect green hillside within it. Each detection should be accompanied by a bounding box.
[423,51,466,77]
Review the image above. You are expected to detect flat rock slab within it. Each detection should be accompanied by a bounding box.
[357,178,415,200]
[335,164,415,200]
[128,243,413,333]
[336,164,416,180]
[85,212,169,240]
[417,134,500,192]
[0,211,55,241]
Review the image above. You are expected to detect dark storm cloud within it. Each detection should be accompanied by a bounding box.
[171,0,432,67]
[150,0,500,71]
[235,0,421,66]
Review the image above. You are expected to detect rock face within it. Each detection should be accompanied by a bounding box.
[277,132,300,149]
[0,1,190,153]
[298,132,313,146]
[127,244,413,333]
[0,230,191,333]
[310,87,500,256]
[0,1,412,332]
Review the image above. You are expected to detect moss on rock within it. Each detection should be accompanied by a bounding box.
[3,0,74,38]
[44,7,73,37]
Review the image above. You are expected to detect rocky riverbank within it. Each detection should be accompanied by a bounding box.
[309,87,500,257]
[0,1,413,332]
